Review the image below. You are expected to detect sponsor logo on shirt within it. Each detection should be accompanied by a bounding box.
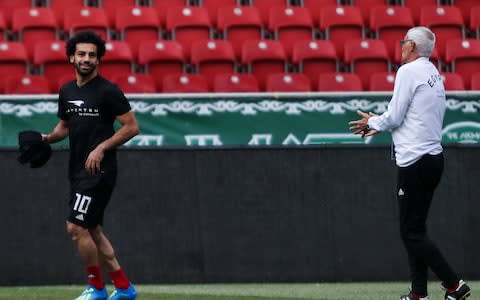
[66,99,99,117]
[68,100,85,107]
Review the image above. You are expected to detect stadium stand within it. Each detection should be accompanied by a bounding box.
[202,0,237,25]
[162,73,209,93]
[50,0,87,29]
[319,5,364,59]
[292,39,338,88]
[217,6,263,59]
[402,0,438,24]
[190,39,237,89]
[0,42,29,80]
[268,6,314,58]
[12,7,58,60]
[100,41,134,81]
[64,7,109,41]
[213,73,260,92]
[454,0,478,28]
[4,74,51,94]
[100,0,137,27]
[302,0,338,26]
[351,0,388,25]
[471,72,480,90]
[317,72,363,91]
[149,0,187,27]
[112,73,157,93]
[471,6,480,38]
[138,39,186,91]
[369,72,395,91]
[0,12,5,41]
[34,40,69,92]
[0,0,32,28]
[115,6,161,58]
[344,39,390,90]
[241,39,288,91]
[251,0,287,24]
[445,39,480,90]
[441,72,466,90]
[266,73,312,92]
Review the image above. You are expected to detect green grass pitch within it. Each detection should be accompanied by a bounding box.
[0,282,477,300]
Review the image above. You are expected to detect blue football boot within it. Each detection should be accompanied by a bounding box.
[108,284,137,300]
[73,285,108,300]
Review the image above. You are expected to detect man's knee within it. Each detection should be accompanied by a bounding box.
[66,222,88,241]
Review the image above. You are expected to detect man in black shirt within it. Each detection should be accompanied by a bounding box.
[43,31,139,300]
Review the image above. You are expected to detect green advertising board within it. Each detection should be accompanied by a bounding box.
[1,92,479,147]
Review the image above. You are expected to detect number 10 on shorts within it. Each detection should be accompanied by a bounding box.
[74,193,92,214]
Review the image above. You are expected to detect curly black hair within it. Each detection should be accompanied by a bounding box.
[65,31,106,59]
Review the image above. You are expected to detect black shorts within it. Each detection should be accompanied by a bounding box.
[67,170,116,228]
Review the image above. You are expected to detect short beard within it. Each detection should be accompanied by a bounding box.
[74,62,96,77]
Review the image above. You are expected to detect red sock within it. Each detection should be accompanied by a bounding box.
[87,265,105,289]
[448,282,459,292]
[411,291,427,299]
[109,268,130,289]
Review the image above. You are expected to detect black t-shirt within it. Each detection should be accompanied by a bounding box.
[58,76,131,181]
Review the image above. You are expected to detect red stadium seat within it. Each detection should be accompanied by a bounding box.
[100,0,136,27]
[202,0,237,25]
[191,40,236,89]
[34,40,70,92]
[162,73,209,93]
[64,7,109,41]
[138,40,186,91]
[471,72,480,90]
[317,72,363,91]
[4,75,51,94]
[150,0,186,26]
[0,0,32,28]
[251,0,287,24]
[369,72,395,91]
[112,73,157,93]
[50,0,86,28]
[445,39,480,90]
[242,39,288,91]
[101,41,134,81]
[420,6,465,59]
[369,6,414,60]
[115,6,161,58]
[213,73,260,92]
[0,42,28,80]
[351,0,387,24]
[266,73,312,92]
[292,39,338,89]
[319,5,364,59]
[302,0,338,25]
[455,0,478,28]
[217,6,263,59]
[344,39,390,90]
[166,6,212,57]
[12,8,58,60]
[440,72,465,91]
[0,12,5,41]
[471,6,480,38]
[402,0,437,24]
[268,6,314,58]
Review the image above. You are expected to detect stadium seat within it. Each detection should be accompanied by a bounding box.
[217,6,263,59]
[445,39,480,90]
[266,73,312,92]
[4,75,51,94]
[64,7,109,41]
[241,39,288,91]
[0,0,32,28]
[149,0,186,26]
[470,6,480,38]
[401,0,437,24]
[12,8,58,60]
[471,72,480,90]
[191,40,236,89]
[454,0,478,28]
[166,6,212,57]
[34,40,70,92]
[292,39,338,89]
[115,6,161,58]
[440,72,466,91]
[162,73,209,93]
[419,6,465,59]
[369,72,395,91]
[202,0,237,25]
[302,0,338,25]
[50,0,86,29]
[251,0,287,24]
[351,0,387,24]
[319,5,364,59]
[101,41,134,81]
[0,12,5,41]
[0,42,28,80]
[111,73,157,93]
[369,6,414,60]
[138,40,186,91]
[344,39,389,90]
[268,6,314,58]
[100,0,137,27]
[213,73,260,92]
[317,72,363,91]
